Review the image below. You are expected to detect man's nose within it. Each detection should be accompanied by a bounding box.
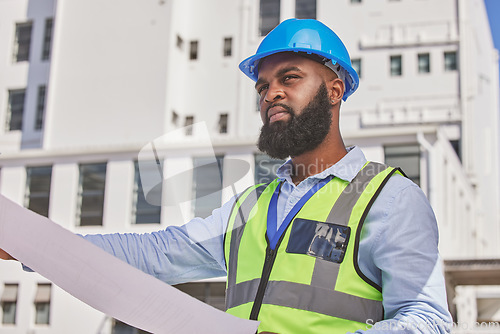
[264,84,285,103]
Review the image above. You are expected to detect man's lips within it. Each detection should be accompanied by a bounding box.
[267,105,291,123]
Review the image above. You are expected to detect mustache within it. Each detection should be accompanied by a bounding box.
[265,103,294,122]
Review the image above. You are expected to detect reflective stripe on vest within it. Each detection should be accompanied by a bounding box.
[224,183,268,292]
[224,162,400,333]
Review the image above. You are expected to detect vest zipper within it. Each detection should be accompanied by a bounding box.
[249,244,277,320]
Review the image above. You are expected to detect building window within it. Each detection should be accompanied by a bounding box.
[171,111,179,126]
[77,163,107,226]
[1,284,18,325]
[25,166,52,218]
[35,85,47,130]
[189,41,198,60]
[174,282,226,310]
[444,51,457,71]
[384,144,420,186]
[176,35,183,50]
[450,139,461,161]
[295,0,316,19]
[223,37,232,57]
[41,18,53,61]
[112,319,151,334]
[34,284,51,325]
[132,161,161,224]
[418,53,430,73]
[185,116,194,136]
[192,156,224,218]
[13,22,33,62]
[218,113,228,134]
[255,154,285,184]
[351,58,362,78]
[390,55,402,76]
[6,89,26,131]
[260,0,280,36]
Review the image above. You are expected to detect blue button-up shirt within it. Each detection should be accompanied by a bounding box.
[85,146,452,333]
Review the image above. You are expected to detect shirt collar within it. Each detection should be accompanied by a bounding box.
[275,146,367,183]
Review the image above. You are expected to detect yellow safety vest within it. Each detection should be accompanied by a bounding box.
[224,162,401,333]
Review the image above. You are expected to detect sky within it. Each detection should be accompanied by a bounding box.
[484,0,500,96]
[484,0,500,50]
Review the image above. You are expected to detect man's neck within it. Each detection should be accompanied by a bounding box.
[290,143,347,185]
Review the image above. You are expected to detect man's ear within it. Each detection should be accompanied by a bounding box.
[329,78,345,105]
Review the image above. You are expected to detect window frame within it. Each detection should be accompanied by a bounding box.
[184,116,194,136]
[444,51,458,71]
[384,144,421,186]
[390,55,403,76]
[418,53,431,74]
[132,161,162,225]
[25,165,52,218]
[35,85,47,130]
[259,0,280,36]
[6,89,26,132]
[218,113,228,134]
[192,156,224,218]
[189,40,198,60]
[223,37,232,57]
[295,0,317,19]
[76,163,107,226]
[13,21,33,62]
[34,283,51,325]
[41,18,53,61]
[1,284,18,325]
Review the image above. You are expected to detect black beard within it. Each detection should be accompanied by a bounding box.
[257,83,333,160]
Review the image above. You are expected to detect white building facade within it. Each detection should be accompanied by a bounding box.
[0,0,499,333]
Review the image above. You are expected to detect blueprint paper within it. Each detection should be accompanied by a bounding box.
[0,195,259,334]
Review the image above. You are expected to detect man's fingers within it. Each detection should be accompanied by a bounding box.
[0,248,15,261]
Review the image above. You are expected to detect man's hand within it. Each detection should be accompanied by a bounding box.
[0,248,15,261]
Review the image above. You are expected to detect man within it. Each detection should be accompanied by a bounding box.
[1,19,451,333]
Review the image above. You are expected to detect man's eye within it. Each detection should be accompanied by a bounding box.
[283,75,298,82]
[257,85,268,95]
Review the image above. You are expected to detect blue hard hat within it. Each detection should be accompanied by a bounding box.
[239,18,359,101]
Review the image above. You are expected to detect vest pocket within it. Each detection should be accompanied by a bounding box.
[286,218,350,263]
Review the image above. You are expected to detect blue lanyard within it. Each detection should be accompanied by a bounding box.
[267,175,334,250]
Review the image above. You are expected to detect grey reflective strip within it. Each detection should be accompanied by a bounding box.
[311,259,340,290]
[263,281,384,323]
[227,185,267,290]
[311,162,387,289]
[228,280,383,323]
[226,278,260,310]
[326,162,388,226]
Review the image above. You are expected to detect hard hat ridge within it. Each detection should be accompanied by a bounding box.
[239,18,359,101]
